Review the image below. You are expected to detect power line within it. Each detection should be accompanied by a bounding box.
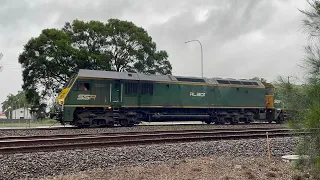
[0,54,22,71]
[0,66,22,72]
[1,65,21,68]
[0,64,22,72]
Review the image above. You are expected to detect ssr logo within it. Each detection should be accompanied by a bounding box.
[190,92,206,97]
[77,94,97,100]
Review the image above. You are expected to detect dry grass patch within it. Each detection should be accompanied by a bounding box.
[42,155,298,180]
[243,170,256,179]
[266,171,277,178]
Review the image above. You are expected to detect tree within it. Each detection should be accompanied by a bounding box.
[19,29,75,106]
[1,91,47,120]
[249,77,267,83]
[299,0,320,37]
[18,19,172,105]
[273,76,309,113]
[288,1,320,178]
[1,91,30,119]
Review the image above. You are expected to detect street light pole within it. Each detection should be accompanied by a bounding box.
[185,39,203,78]
[287,76,292,84]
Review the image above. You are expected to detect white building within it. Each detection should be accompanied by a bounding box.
[0,113,7,119]
[10,107,33,119]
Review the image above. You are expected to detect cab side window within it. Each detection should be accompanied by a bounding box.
[74,81,90,91]
[82,83,90,91]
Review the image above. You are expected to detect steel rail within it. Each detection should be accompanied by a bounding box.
[0,132,308,154]
[0,129,308,154]
[0,127,289,141]
[0,122,284,131]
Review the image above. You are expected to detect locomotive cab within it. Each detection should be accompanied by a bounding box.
[264,83,275,109]
[56,75,77,105]
[51,75,77,123]
[263,82,284,123]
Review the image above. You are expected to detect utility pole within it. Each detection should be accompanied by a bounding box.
[287,76,292,84]
[14,102,17,119]
[0,53,3,72]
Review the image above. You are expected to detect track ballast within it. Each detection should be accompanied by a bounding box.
[0,128,307,154]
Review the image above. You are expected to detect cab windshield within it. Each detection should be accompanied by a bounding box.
[266,87,274,95]
[262,82,275,95]
[63,74,76,88]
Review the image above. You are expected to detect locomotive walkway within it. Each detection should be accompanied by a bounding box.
[0,128,308,154]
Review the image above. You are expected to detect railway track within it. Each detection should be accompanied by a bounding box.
[0,128,307,154]
[0,121,283,131]
[0,126,286,140]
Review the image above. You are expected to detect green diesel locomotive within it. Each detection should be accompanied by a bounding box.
[52,69,286,127]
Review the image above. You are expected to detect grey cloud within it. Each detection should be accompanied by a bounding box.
[0,0,311,109]
[145,0,309,79]
[145,0,282,78]
[150,0,277,46]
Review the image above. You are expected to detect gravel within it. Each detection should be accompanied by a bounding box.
[46,156,298,180]
[0,123,287,137]
[0,136,298,179]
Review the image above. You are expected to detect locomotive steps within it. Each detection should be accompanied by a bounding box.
[0,128,309,154]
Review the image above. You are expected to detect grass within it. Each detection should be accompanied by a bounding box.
[0,119,58,127]
[42,156,297,180]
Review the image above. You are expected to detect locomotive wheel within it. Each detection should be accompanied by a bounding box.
[244,118,250,124]
[215,120,225,125]
[230,121,238,125]
[210,117,218,124]
[276,113,285,124]
[204,119,211,124]
[120,119,129,127]
[106,121,114,128]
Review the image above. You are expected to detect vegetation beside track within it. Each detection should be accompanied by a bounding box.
[0,119,57,127]
[46,156,299,180]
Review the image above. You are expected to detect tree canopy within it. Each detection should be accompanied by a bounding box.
[18,19,172,105]
[277,0,320,178]
[1,91,29,118]
[249,77,267,83]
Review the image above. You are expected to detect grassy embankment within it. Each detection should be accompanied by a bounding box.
[0,119,58,127]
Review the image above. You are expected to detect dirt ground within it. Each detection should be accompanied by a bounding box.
[41,155,308,180]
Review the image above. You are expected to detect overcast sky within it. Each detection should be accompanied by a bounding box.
[0,0,312,110]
